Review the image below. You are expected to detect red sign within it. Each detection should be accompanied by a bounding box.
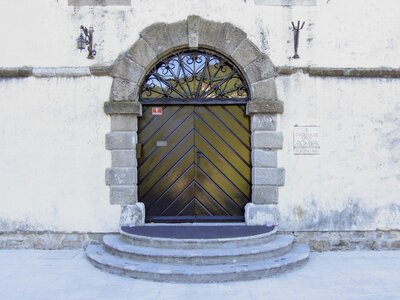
[152,107,163,116]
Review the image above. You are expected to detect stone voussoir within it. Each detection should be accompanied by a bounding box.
[110,185,138,204]
[252,167,285,186]
[188,15,201,48]
[127,38,157,69]
[251,78,278,100]
[198,18,223,50]
[167,20,189,49]
[140,22,173,56]
[109,78,138,101]
[244,54,277,85]
[216,22,247,56]
[252,131,283,149]
[111,55,144,83]
[106,168,137,186]
[105,131,137,150]
[232,38,261,69]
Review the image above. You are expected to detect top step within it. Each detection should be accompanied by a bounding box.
[120,224,277,249]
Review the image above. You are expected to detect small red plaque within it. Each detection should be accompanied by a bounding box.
[152,107,163,116]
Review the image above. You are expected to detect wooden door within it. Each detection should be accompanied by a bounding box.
[138,105,251,222]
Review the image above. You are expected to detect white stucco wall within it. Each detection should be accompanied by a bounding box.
[0,0,399,232]
[277,74,400,231]
[0,77,119,232]
[0,0,399,68]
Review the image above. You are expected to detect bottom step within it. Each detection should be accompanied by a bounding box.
[86,243,310,283]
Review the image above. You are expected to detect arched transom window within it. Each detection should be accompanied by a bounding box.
[140,49,250,104]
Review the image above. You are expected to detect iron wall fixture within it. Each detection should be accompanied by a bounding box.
[291,21,305,59]
[77,25,96,59]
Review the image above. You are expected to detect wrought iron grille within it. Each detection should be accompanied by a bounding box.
[140,49,249,104]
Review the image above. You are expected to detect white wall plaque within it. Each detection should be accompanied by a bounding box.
[293,126,320,155]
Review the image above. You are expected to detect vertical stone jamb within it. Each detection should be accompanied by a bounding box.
[245,89,284,226]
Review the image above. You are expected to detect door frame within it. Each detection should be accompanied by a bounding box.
[104,15,285,228]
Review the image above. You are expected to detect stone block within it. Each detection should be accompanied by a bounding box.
[106,168,137,185]
[188,15,200,48]
[244,54,276,84]
[111,115,138,131]
[198,19,222,49]
[252,149,277,167]
[216,22,247,56]
[167,20,188,48]
[251,78,278,100]
[245,203,279,226]
[140,22,173,56]
[104,101,142,115]
[246,99,284,114]
[111,150,137,167]
[32,67,91,77]
[109,78,138,101]
[252,167,285,186]
[110,185,138,204]
[232,39,261,68]
[0,67,32,77]
[251,114,277,131]
[127,38,157,68]
[252,131,283,149]
[105,131,137,150]
[252,185,279,204]
[111,55,144,83]
[90,65,112,76]
[120,203,145,227]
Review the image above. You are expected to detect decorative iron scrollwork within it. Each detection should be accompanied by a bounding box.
[140,49,249,102]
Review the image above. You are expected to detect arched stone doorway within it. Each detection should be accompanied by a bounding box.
[104,15,285,227]
[138,48,251,222]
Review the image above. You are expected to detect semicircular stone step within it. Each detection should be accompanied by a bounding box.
[86,243,310,283]
[120,226,277,249]
[103,234,294,265]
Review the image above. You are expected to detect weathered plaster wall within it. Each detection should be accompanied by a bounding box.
[277,74,400,231]
[0,0,399,68]
[0,0,399,234]
[0,77,119,232]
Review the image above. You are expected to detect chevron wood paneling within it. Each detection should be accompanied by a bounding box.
[138,105,251,222]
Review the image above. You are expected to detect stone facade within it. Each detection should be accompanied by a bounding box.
[104,16,285,226]
[1,1,400,248]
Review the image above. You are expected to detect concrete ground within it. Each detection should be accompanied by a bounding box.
[0,250,399,300]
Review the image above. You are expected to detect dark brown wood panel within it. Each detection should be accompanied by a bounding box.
[138,105,251,222]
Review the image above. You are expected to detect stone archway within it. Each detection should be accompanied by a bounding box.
[104,15,285,227]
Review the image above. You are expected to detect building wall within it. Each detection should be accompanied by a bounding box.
[0,0,399,234]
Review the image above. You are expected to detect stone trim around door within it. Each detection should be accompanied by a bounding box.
[104,15,285,228]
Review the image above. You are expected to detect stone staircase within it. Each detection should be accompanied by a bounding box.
[86,225,310,283]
